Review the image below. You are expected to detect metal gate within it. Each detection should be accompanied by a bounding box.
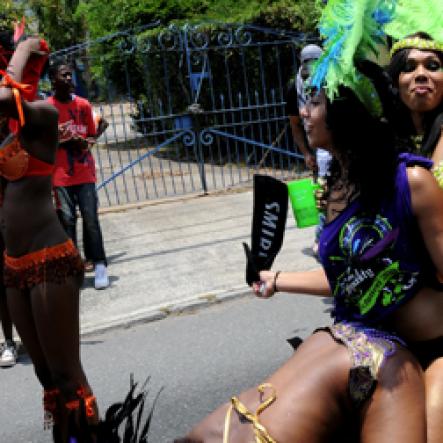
[49,23,313,208]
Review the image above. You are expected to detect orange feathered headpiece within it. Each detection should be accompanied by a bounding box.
[0,18,50,133]
[0,17,50,101]
[13,17,50,101]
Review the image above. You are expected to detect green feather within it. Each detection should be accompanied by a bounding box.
[386,0,443,42]
[312,0,392,115]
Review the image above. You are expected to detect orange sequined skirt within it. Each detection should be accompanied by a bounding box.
[4,239,84,290]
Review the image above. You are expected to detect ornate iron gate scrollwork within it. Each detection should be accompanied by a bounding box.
[51,23,314,208]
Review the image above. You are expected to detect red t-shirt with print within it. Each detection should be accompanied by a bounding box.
[47,95,97,186]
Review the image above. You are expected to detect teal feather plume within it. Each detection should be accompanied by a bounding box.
[310,0,397,115]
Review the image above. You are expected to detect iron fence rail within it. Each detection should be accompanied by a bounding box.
[50,23,314,208]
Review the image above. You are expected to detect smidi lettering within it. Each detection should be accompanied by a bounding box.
[258,202,280,258]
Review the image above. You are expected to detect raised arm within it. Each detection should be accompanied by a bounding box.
[408,166,443,275]
[0,37,55,129]
[0,37,57,157]
[0,38,40,114]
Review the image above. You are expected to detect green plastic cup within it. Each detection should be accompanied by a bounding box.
[287,178,320,228]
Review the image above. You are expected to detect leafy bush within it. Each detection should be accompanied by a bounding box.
[43,0,322,50]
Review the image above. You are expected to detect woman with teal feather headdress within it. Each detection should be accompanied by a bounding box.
[175,83,429,443]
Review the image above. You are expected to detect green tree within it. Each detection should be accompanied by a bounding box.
[24,0,321,51]
[75,0,213,39]
[28,0,86,50]
[0,1,26,30]
[76,0,321,40]
[254,0,323,32]
[23,0,321,51]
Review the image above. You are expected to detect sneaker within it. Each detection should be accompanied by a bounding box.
[84,260,94,273]
[0,341,17,367]
[94,263,109,290]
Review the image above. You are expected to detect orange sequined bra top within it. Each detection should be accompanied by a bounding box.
[0,71,54,181]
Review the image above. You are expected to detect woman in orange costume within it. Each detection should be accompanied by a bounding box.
[0,33,98,442]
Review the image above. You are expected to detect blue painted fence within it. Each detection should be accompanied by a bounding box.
[49,23,316,208]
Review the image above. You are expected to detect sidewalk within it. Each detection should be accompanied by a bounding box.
[80,189,320,335]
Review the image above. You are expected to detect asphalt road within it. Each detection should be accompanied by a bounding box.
[0,292,331,442]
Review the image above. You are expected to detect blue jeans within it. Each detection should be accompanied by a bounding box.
[55,183,107,265]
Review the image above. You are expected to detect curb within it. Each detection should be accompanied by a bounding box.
[80,286,251,337]
[97,186,254,216]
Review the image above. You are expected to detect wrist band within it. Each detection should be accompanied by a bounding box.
[273,271,281,293]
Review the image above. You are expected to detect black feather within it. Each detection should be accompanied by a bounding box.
[66,375,162,443]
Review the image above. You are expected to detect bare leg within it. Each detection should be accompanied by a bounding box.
[0,284,13,341]
[183,333,425,443]
[7,288,61,440]
[7,288,53,386]
[0,236,14,348]
[424,357,443,443]
[30,278,86,391]
[8,278,98,442]
[185,332,353,443]
[359,348,426,443]
[29,277,98,436]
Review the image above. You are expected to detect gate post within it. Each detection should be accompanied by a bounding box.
[188,103,208,194]
[183,26,208,194]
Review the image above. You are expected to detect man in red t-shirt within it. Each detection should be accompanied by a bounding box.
[47,63,109,289]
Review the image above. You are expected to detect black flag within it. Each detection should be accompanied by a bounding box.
[243,174,288,286]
